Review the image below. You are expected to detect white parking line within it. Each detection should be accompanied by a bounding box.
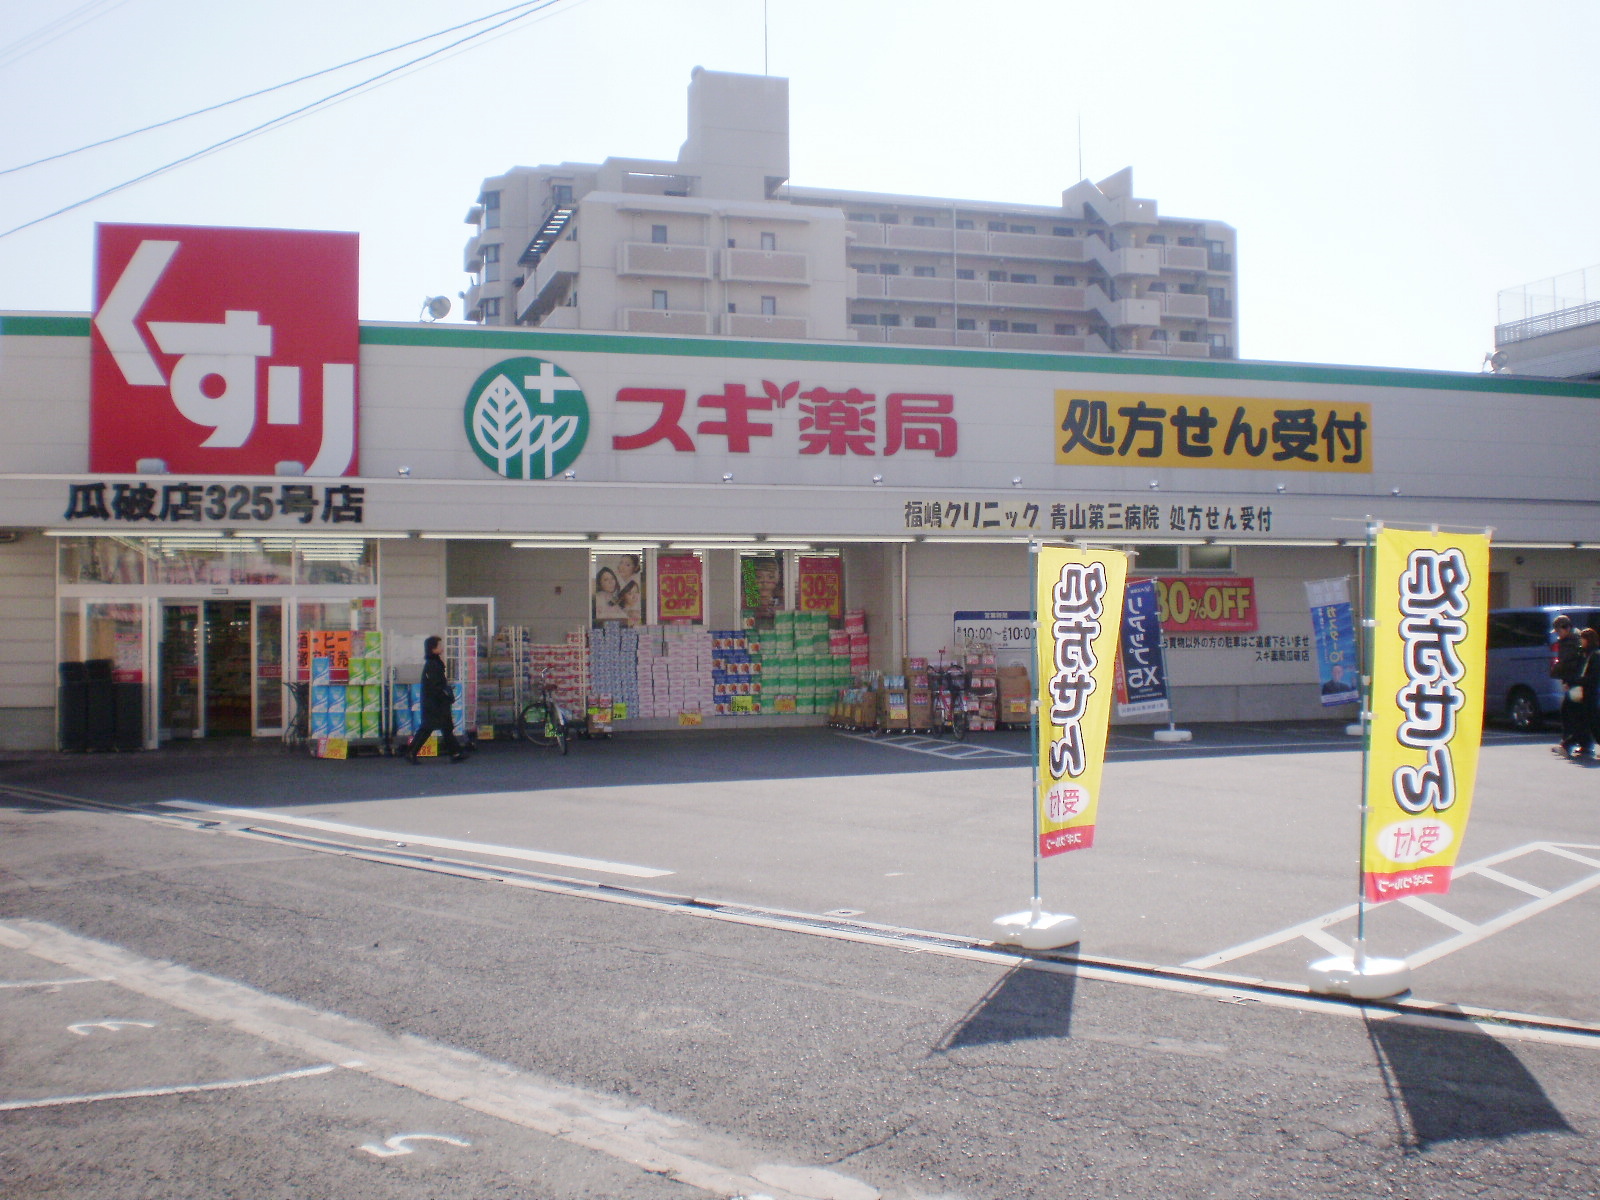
[838,731,1028,760]
[158,801,673,879]
[1186,841,1600,971]
[0,1064,338,1112]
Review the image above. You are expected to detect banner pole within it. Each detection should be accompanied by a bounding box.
[1029,540,1042,916]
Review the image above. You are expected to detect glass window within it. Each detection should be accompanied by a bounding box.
[221,536,295,585]
[911,216,935,226]
[482,190,500,228]
[1053,227,1075,237]
[850,314,877,326]
[1188,545,1234,571]
[877,214,899,224]
[1146,234,1167,245]
[956,318,976,331]
[1009,225,1035,234]
[855,263,877,274]
[878,263,900,276]
[652,290,669,310]
[1012,322,1038,334]
[1054,323,1077,336]
[482,297,500,319]
[1053,275,1076,286]
[58,535,145,584]
[1134,545,1181,572]
[988,270,1006,282]
[955,268,975,280]
[989,319,1008,332]
[651,224,668,244]
[761,296,777,315]
[1011,273,1036,284]
[955,219,975,230]
[879,313,901,327]
[760,231,776,250]
[912,266,936,277]
[296,539,377,586]
[148,537,230,585]
[551,183,573,206]
[913,316,936,329]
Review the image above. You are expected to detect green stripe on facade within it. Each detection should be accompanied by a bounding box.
[6,313,1597,399]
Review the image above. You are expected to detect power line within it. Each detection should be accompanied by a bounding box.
[1,1,555,177]
[0,0,131,70]
[0,0,575,241]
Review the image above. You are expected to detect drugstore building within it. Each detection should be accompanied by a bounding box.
[2,222,1599,752]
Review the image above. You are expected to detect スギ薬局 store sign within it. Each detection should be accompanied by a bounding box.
[90,223,359,476]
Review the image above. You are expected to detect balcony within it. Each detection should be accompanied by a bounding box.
[1156,291,1210,319]
[988,281,1088,310]
[463,233,483,273]
[723,247,810,284]
[1208,297,1234,319]
[618,242,713,279]
[1160,245,1208,271]
[1087,235,1161,279]
[1135,339,1211,359]
[846,220,885,247]
[1208,251,1234,272]
[724,313,809,339]
[988,231,1088,262]
[620,308,712,335]
[885,225,988,254]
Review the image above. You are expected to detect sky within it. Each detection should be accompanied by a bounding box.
[2,0,1598,374]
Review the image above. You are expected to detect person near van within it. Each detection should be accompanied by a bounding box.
[405,635,466,763]
[1575,628,1600,760]
[1551,615,1585,756]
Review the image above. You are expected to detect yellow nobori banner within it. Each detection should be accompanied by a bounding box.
[1035,546,1128,857]
[1054,390,1372,473]
[1364,527,1491,902]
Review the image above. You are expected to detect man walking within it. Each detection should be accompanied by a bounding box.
[405,635,466,763]
[1551,615,1584,758]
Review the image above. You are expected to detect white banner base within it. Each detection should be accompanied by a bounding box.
[993,909,1081,951]
[1306,949,1411,1000]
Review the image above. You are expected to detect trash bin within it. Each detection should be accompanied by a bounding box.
[58,661,87,752]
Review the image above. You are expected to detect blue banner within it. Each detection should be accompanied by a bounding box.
[1306,577,1360,706]
[1117,579,1171,716]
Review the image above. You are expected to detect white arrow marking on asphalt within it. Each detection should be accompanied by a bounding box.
[67,1019,155,1036]
[359,1133,472,1158]
[93,239,178,386]
[159,800,672,878]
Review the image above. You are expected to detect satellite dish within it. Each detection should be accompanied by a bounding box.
[1491,350,1509,370]
[421,296,451,322]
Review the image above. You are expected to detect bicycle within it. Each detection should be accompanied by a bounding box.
[516,673,570,755]
[930,655,970,742]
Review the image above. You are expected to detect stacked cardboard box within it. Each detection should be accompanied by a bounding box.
[710,629,759,715]
[639,626,714,718]
[903,656,933,729]
[997,663,1032,726]
[590,625,640,718]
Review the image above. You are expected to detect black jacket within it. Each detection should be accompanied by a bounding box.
[1555,633,1584,685]
[419,652,454,720]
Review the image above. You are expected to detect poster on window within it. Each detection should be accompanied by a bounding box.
[1307,576,1360,706]
[797,556,843,620]
[593,552,645,627]
[740,554,785,624]
[1115,579,1170,717]
[1363,527,1490,902]
[656,554,703,624]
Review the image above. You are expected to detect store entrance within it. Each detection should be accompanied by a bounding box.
[158,600,275,740]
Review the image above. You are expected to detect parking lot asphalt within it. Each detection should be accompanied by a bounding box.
[3,719,1597,1026]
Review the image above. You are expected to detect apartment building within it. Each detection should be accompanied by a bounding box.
[1492,264,1600,381]
[465,68,1238,360]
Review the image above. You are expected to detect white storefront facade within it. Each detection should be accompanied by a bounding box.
[3,225,1599,751]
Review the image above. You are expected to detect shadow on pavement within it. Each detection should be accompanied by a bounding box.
[1366,1014,1574,1147]
[936,962,1078,1050]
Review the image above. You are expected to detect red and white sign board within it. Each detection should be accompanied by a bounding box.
[90,223,360,476]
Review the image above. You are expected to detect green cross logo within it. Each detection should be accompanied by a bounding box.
[463,356,589,479]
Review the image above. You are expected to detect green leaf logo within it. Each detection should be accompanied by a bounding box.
[463,357,588,479]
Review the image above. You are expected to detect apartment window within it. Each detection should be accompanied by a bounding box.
[956,318,976,331]
[1011,273,1037,285]
[988,221,1007,232]
[1009,225,1036,235]
[1054,323,1077,336]
[955,219,975,230]
[1206,240,1227,255]
[482,242,501,283]
[1146,234,1167,245]
[955,268,975,280]
[651,290,669,310]
[760,232,777,251]
[1149,329,1168,341]
[761,296,777,315]
[1177,236,1197,247]
[988,269,1007,282]
[1147,281,1167,292]
[912,266,936,278]
[1012,322,1038,334]
[878,263,901,276]
[727,302,737,313]
[1533,581,1576,606]
[879,313,901,327]
[878,214,899,224]
[651,224,668,244]
[1208,333,1229,348]
[848,212,876,222]
[1053,226,1074,237]
[1178,330,1200,342]
[1189,545,1234,572]
[481,297,501,319]
[850,314,878,326]
[912,216,935,227]
[989,319,1008,332]
[727,238,737,248]
[1054,275,1077,287]
[481,190,500,229]
[855,263,877,274]
[1177,283,1197,295]
[551,183,573,206]
[913,316,936,329]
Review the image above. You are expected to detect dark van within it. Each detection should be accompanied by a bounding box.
[1485,606,1600,731]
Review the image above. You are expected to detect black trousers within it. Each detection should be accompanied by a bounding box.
[1559,694,1587,751]
[405,716,462,758]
